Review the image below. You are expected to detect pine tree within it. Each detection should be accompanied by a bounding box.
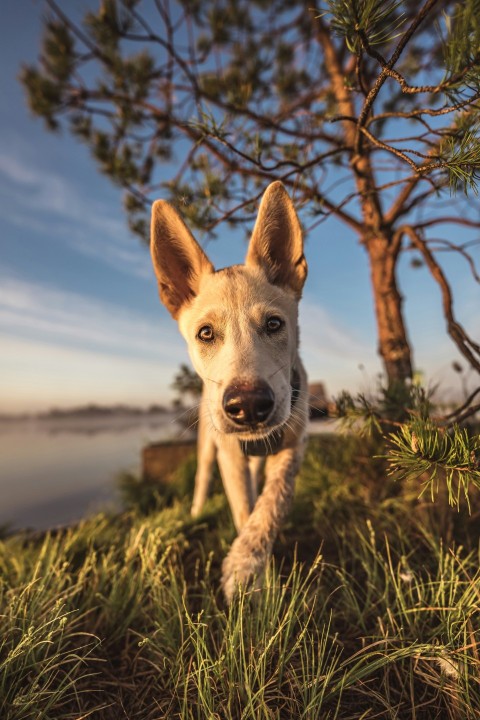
[171,363,203,402]
[21,0,480,496]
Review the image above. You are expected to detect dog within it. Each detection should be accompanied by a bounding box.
[150,181,308,601]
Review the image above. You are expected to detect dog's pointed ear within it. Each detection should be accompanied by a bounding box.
[150,200,214,318]
[246,181,307,296]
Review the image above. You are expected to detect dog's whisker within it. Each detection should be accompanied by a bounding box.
[268,363,288,379]
[203,376,221,386]
[170,402,201,425]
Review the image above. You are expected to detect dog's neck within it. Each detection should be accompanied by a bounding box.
[239,367,301,457]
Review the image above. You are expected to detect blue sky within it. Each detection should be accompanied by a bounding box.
[1,1,479,413]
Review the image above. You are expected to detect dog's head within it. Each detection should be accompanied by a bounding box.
[150,182,307,439]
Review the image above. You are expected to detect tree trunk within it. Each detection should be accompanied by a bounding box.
[314,20,413,387]
[365,235,413,385]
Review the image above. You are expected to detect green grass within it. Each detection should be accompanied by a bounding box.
[1,435,480,718]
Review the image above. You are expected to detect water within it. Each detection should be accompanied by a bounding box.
[0,413,189,531]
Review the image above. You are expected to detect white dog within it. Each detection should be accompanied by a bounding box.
[151,181,308,600]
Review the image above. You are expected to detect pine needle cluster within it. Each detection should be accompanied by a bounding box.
[335,379,480,511]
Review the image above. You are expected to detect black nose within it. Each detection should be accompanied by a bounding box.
[223,381,275,426]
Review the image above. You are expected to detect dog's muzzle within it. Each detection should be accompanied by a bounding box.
[222,381,275,427]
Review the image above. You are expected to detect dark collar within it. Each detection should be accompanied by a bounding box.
[240,368,301,457]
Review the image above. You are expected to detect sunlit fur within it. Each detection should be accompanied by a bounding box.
[151,181,309,601]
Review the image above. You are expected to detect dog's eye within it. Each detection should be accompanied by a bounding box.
[266,316,284,333]
[197,325,215,342]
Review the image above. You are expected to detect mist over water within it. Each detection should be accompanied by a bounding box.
[0,413,187,531]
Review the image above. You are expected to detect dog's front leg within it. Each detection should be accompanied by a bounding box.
[221,444,304,602]
[191,432,216,518]
[248,456,264,506]
[216,439,255,533]
[191,394,217,518]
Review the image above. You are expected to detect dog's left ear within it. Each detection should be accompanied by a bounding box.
[150,200,214,318]
[246,181,307,296]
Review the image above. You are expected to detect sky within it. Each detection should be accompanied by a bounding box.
[1,1,479,413]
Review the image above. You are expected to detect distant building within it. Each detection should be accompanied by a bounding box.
[308,382,329,419]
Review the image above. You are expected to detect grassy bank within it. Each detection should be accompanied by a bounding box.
[1,435,479,719]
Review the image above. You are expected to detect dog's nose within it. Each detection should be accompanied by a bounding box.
[223,381,275,426]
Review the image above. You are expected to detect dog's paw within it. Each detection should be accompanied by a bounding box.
[221,537,267,603]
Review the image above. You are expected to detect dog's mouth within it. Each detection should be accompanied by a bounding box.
[208,406,286,437]
[223,419,285,440]
[214,415,291,458]
[233,422,287,456]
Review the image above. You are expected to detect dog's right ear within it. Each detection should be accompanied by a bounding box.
[150,200,214,318]
[246,181,307,296]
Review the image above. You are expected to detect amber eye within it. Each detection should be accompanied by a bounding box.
[266,316,284,333]
[197,325,215,342]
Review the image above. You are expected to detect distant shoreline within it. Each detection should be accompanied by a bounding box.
[0,408,190,441]
[0,403,174,423]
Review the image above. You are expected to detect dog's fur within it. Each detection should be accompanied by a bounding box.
[150,181,308,601]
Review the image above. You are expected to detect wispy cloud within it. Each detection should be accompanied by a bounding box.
[0,272,191,411]
[0,333,181,412]
[0,150,151,279]
[0,273,185,362]
[299,297,381,394]
[300,298,374,359]
[298,295,478,398]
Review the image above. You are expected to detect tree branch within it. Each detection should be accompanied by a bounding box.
[415,237,480,284]
[314,13,384,232]
[400,225,480,374]
[439,386,480,423]
[355,0,440,154]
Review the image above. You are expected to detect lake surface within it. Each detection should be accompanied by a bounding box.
[0,413,190,531]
